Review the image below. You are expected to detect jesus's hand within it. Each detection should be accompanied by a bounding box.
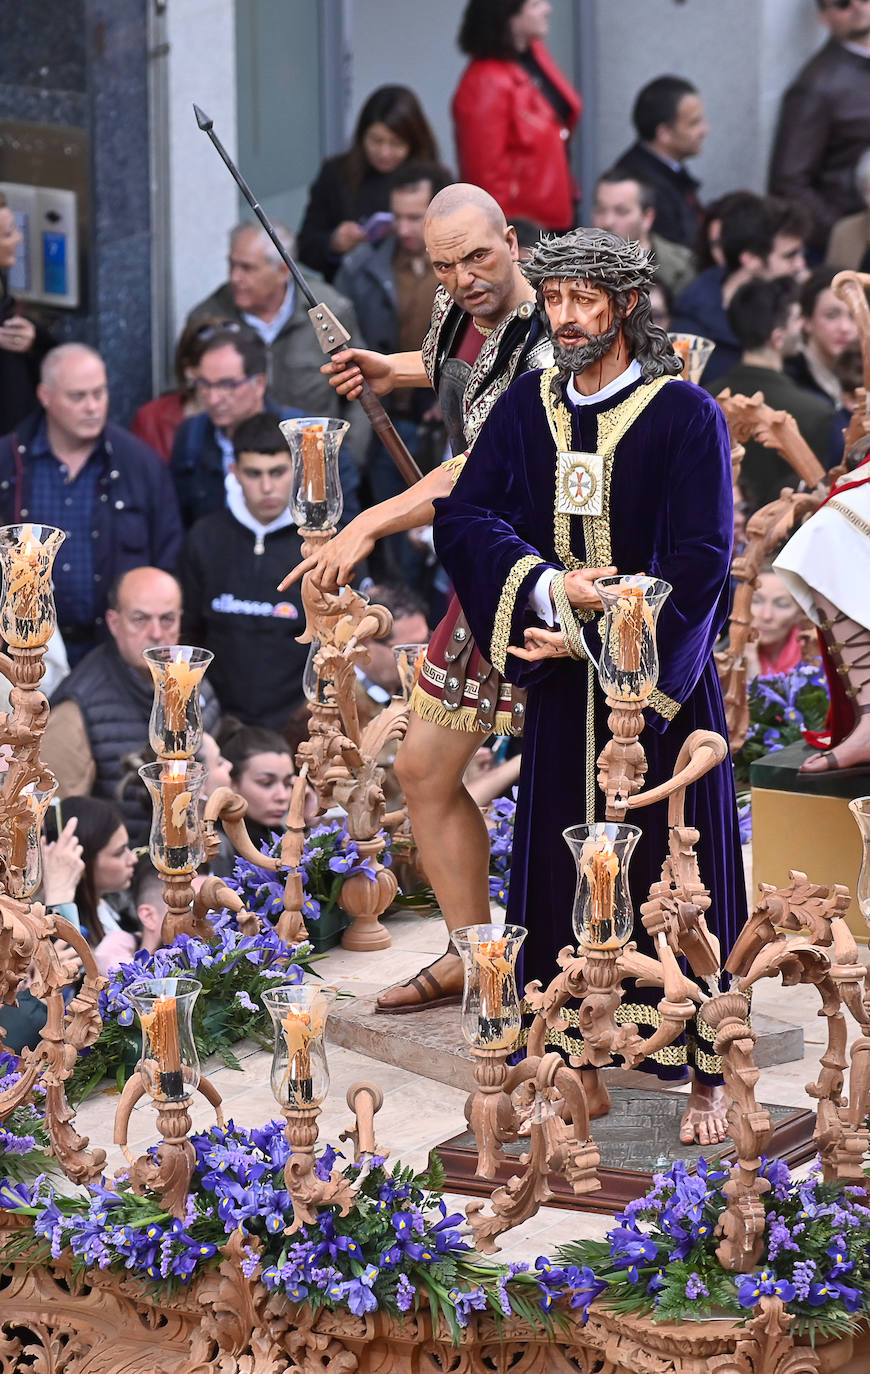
[508,627,569,661]
[562,566,617,612]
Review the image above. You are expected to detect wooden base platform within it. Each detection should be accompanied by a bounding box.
[436,1085,817,1214]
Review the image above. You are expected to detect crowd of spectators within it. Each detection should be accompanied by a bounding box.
[0,0,868,998]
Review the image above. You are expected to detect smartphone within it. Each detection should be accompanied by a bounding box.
[0,295,15,326]
[44,797,63,841]
[362,211,394,245]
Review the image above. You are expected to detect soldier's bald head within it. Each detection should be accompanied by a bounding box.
[424,183,507,235]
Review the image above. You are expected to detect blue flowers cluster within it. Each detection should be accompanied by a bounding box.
[70,919,312,1103]
[0,1116,595,1337]
[734,662,829,788]
[0,1052,48,1179]
[231,821,390,929]
[559,1155,870,1337]
[486,795,515,909]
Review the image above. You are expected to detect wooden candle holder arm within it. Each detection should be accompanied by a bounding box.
[339,1081,385,1163]
[203,786,280,871]
[622,730,727,817]
[833,270,870,393]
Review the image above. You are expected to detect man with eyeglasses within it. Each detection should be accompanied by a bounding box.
[769,0,870,253]
[0,343,183,664]
[169,324,360,529]
[42,567,220,842]
[183,221,367,450]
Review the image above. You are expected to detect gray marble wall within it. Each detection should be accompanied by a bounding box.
[0,0,152,426]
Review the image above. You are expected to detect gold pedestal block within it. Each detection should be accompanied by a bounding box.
[751,786,867,943]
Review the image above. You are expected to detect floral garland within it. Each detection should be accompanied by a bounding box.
[0,1052,50,1181]
[561,1156,870,1341]
[67,821,390,1103]
[232,820,391,928]
[0,1115,602,1342]
[2,1069,869,1342]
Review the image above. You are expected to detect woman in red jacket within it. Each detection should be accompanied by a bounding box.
[452,0,581,233]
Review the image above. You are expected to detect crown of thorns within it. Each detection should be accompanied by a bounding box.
[522,228,655,291]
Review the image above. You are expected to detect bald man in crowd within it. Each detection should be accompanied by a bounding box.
[43,567,220,842]
[0,343,182,663]
[283,183,552,1013]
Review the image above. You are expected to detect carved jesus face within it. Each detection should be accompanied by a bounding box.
[541,278,625,375]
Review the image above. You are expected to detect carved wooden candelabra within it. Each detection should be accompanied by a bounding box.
[294,556,410,953]
[458,566,870,1257]
[0,524,108,1185]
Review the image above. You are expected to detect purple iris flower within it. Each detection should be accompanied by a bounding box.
[608,1226,659,1281]
[339,1264,380,1316]
[449,1285,488,1326]
[807,1278,863,1311]
[736,1271,796,1307]
[0,1179,33,1209]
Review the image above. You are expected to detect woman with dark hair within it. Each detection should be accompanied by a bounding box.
[219,721,296,855]
[785,267,859,409]
[452,0,581,233]
[60,796,137,975]
[298,85,440,281]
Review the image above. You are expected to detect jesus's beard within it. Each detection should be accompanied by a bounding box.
[551,313,624,376]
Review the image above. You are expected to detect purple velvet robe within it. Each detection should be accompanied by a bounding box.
[433,368,747,1083]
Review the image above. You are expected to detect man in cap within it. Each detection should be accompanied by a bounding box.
[433,227,746,1145]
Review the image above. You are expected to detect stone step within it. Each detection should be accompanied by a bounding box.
[326,993,804,1093]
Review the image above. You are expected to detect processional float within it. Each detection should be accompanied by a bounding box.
[2,187,870,1374]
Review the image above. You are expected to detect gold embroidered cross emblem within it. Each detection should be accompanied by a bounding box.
[557,450,604,517]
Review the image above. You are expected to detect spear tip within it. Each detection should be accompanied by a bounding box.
[193,103,213,132]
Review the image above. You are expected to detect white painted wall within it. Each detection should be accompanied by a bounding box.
[590,0,821,201]
[166,0,239,335]
[346,0,577,174]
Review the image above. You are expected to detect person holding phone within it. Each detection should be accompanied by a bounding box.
[298,85,441,281]
[0,190,54,433]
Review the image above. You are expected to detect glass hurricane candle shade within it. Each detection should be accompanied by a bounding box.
[849,797,870,926]
[450,923,527,1049]
[302,639,331,704]
[392,642,428,701]
[139,760,207,873]
[279,416,348,530]
[667,333,715,385]
[262,984,338,1109]
[592,574,672,702]
[564,822,641,951]
[2,778,58,899]
[143,646,214,758]
[127,976,202,1102]
[0,523,65,649]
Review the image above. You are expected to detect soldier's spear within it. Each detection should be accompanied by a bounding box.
[193,103,422,487]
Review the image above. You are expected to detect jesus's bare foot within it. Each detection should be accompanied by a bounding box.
[679,1079,729,1147]
[580,1066,612,1120]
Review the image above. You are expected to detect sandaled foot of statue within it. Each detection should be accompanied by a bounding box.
[799,595,870,777]
[679,1079,730,1147]
[375,951,464,1014]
